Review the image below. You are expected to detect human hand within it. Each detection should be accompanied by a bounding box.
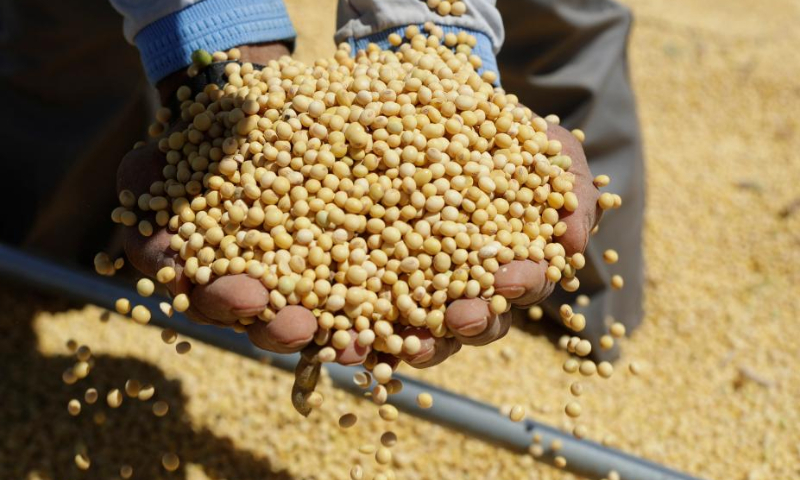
[118,43,362,361]
[120,49,599,369]
[398,123,602,368]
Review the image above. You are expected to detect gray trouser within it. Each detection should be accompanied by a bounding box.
[499,0,645,358]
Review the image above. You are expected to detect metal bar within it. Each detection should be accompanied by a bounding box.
[0,244,704,480]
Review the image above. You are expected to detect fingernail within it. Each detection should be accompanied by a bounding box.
[495,285,526,299]
[408,347,435,365]
[457,316,489,337]
[232,307,265,317]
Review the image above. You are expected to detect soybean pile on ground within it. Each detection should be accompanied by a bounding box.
[107,26,617,383]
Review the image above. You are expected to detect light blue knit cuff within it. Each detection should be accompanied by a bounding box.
[346,25,500,85]
[134,0,296,84]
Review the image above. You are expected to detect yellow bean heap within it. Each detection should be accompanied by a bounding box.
[111,26,596,366]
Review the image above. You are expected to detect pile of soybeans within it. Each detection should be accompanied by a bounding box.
[105,24,617,381]
[86,24,627,479]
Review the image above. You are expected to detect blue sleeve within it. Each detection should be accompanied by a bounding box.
[133,0,296,84]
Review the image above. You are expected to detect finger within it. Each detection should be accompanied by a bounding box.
[123,227,189,294]
[398,327,461,368]
[493,260,555,307]
[118,140,191,296]
[116,142,165,196]
[247,305,317,354]
[123,227,225,328]
[116,123,188,196]
[336,330,371,366]
[547,124,602,256]
[444,298,513,346]
[191,274,268,323]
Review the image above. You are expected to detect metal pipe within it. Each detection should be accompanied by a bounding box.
[0,244,704,480]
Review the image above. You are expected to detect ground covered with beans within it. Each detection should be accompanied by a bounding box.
[2,0,800,479]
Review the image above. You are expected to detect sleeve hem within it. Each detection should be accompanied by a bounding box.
[134,0,296,85]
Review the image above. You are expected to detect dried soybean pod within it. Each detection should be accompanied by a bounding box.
[292,345,322,416]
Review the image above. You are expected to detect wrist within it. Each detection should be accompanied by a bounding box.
[156,42,291,107]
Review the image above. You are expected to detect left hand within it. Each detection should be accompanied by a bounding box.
[398,123,602,368]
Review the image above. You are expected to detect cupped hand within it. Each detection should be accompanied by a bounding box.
[119,87,598,370]
[117,43,365,363]
[117,140,328,357]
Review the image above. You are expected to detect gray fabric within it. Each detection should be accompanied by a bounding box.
[336,0,505,51]
[498,0,645,359]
